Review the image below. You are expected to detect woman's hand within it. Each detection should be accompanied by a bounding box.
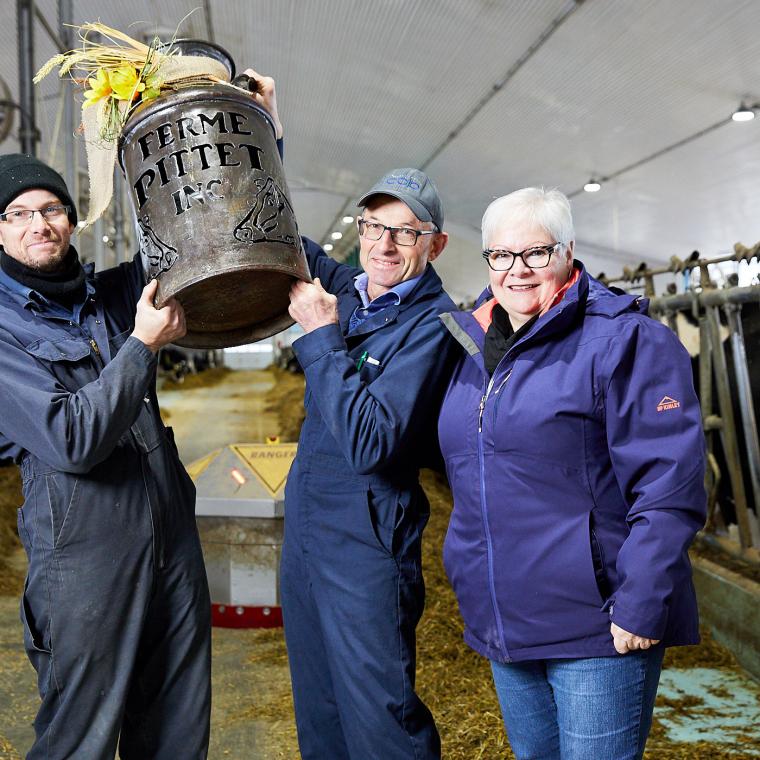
[610,622,660,654]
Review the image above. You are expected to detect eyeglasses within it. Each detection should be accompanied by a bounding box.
[0,204,71,226]
[357,218,436,247]
[482,242,564,271]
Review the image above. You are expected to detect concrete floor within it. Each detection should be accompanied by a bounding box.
[158,369,284,464]
[657,668,760,746]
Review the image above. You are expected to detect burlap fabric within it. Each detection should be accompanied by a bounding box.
[82,54,231,226]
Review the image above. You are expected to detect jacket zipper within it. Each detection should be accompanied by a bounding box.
[478,370,511,661]
[477,370,512,430]
[494,369,512,395]
[478,376,496,432]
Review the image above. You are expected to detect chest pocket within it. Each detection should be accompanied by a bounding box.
[349,342,385,385]
[26,337,92,362]
[359,359,383,384]
[108,328,132,357]
[26,337,95,389]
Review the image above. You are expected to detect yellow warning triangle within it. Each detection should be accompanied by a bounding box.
[186,449,222,481]
[231,443,298,497]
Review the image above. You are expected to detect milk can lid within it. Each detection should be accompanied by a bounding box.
[161,39,236,80]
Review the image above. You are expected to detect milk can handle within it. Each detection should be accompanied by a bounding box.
[231,74,259,93]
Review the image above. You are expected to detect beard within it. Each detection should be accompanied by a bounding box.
[15,237,71,272]
[26,246,69,272]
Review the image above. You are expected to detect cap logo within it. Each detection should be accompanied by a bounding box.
[384,175,421,192]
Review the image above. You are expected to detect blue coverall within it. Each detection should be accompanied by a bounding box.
[281,238,457,760]
[0,256,211,760]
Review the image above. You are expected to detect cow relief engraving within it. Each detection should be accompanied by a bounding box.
[138,215,179,278]
[234,176,297,245]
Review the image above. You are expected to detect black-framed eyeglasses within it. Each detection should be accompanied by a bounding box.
[0,204,71,226]
[357,218,437,247]
[482,242,564,271]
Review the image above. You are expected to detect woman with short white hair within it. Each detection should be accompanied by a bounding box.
[437,187,706,759]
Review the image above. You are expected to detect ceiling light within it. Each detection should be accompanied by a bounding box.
[732,102,756,122]
[583,179,601,193]
[324,243,334,252]
[331,231,343,240]
[342,215,354,224]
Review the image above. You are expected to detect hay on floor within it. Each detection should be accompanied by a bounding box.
[0,466,23,595]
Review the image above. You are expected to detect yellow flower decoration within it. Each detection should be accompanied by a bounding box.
[109,65,145,101]
[82,68,112,108]
[141,71,163,103]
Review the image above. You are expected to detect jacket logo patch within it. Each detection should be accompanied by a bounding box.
[657,395,681,412]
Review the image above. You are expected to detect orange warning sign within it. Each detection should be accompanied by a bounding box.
[231,444,298,497]
[186,449,222,481]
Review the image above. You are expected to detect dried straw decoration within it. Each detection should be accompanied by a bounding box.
[33,20,231,226]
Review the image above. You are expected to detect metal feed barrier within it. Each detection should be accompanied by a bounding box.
[598,243,760,564]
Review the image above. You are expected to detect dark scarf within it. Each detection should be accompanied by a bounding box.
[483,304,538,377]
[1,246,87,309]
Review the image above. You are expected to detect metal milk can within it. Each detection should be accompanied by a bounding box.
[119,44,310,348]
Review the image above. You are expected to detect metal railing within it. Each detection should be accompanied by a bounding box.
[598,244,760,564]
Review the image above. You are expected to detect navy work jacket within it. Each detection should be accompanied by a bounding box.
[291,237,457,483]
[0,254,195,570]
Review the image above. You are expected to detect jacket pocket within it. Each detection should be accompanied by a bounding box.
[130,401,162,454]
[20,577,51,655]
[20,574,55,701]
[165,426,196,506]
[358,359,383,385]
[367,489,399,556]
[16,507,32,557]
[590,517,611,602]
[25,337,96,390]
[108,328,132,355]
[365,485,404,560]
[26,337,91,362]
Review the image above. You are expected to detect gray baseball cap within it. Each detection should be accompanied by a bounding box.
[356,168,443,230]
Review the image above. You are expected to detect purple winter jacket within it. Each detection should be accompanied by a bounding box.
[438,262,706,663]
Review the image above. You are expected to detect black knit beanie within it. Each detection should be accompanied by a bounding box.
[0,154,77,225]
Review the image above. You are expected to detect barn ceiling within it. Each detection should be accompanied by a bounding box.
[2,0,760,302]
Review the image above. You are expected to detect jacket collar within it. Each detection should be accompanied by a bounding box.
[0,258,96,314]
[340,263,445,337]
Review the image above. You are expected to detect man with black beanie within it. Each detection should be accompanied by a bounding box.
[0,154,212,759]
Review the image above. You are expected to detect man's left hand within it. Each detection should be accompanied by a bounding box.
[289,278,339,333]
[610,622,660,654]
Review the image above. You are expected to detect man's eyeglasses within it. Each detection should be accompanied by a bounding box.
[482,242,564,272]
[0,204,71,226]
[357,218,436,247]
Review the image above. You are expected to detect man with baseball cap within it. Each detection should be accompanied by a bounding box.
[0,153,211,759]
[281,164,457,759]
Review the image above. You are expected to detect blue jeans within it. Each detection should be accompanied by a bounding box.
[490,648,665,760]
